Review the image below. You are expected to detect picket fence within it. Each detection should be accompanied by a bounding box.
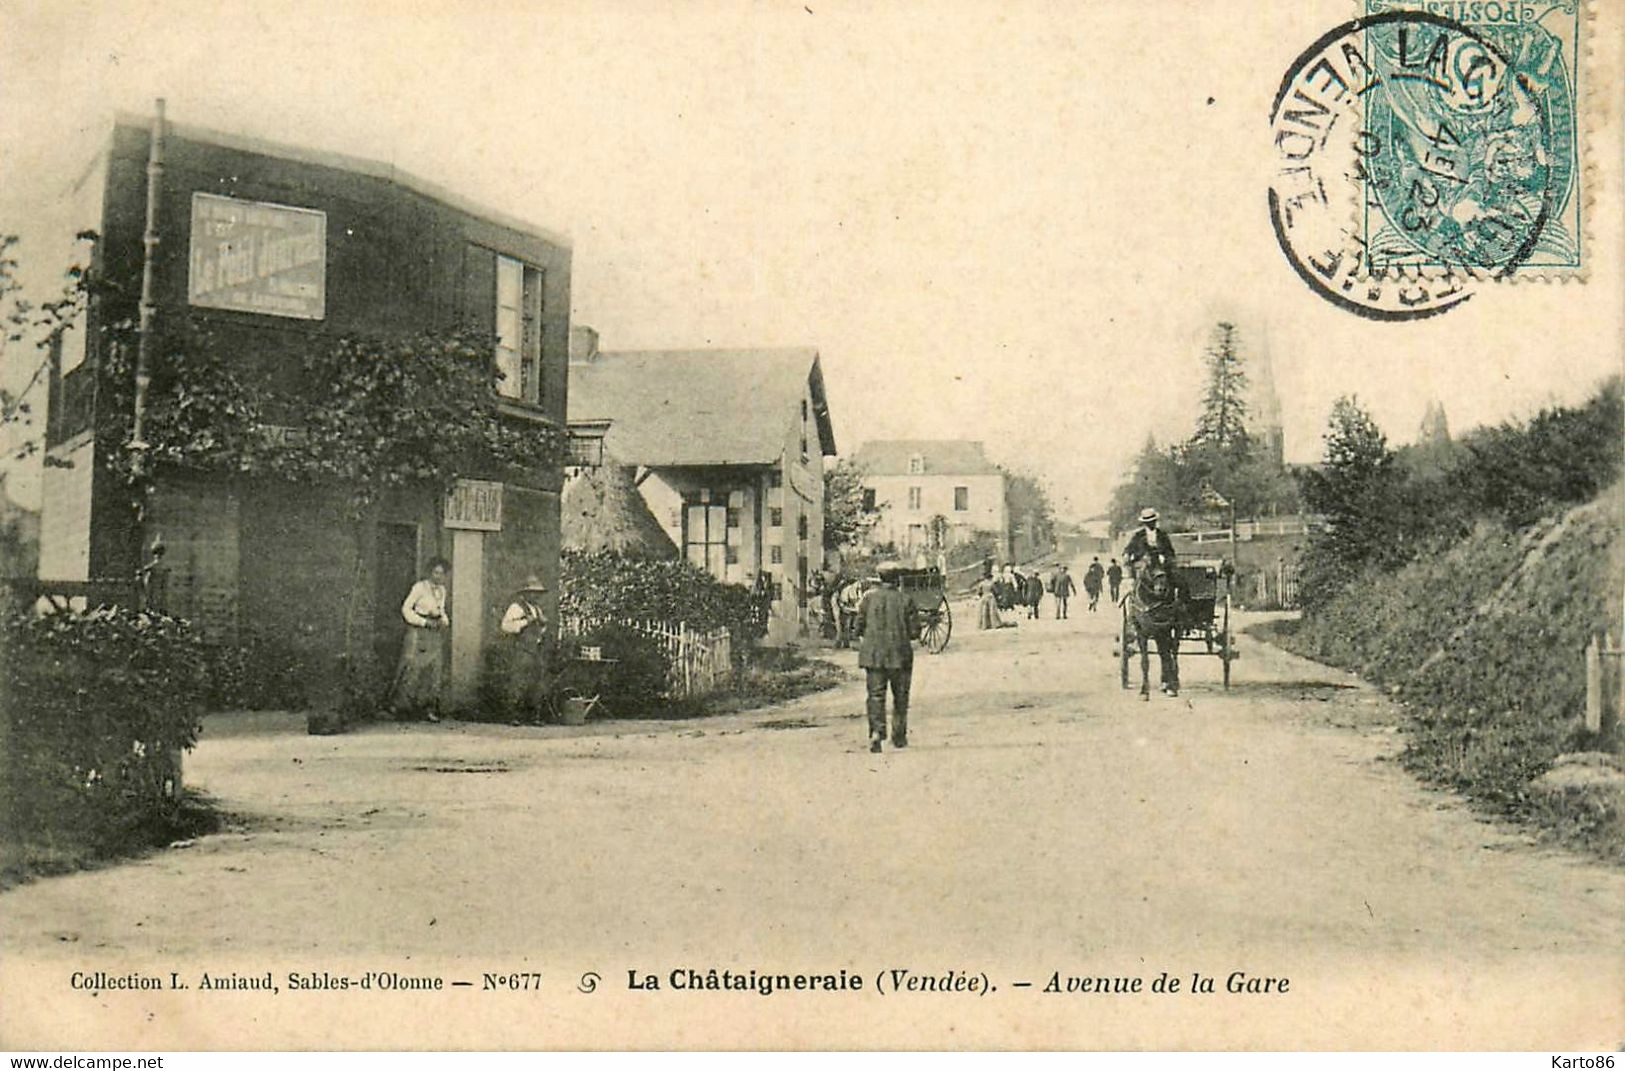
[560,614,734,699]
[1251,563,1301,610]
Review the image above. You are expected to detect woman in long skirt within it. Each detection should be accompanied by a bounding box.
[393,556,451,721]
[975,575,1007,630]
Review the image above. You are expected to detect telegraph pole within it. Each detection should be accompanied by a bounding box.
[131,100,166,607]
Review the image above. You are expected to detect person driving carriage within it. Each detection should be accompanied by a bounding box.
[1123,507,1177,572]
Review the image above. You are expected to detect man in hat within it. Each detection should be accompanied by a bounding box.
[1124,508,1177,571]
[857,561,918,753]
[499,574,552,720]
[1083,556,1105,612]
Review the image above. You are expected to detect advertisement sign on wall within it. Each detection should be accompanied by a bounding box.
[188,192,327,320]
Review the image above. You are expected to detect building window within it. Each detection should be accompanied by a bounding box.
[907,523,925,547]
[908,454,925,474]
[495,255,543,402]
[797,514,808,540]
[907,486,922,511]
[771,545,783,564]
[769,507,783,528]
[954,486,969,511]
[862,488,876,512]
[685,497,729,578]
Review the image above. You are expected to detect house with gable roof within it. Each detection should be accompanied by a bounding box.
[566,333,836,643]
[849,440,1010,557]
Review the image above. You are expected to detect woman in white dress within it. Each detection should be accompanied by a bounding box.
[393,557,451,721]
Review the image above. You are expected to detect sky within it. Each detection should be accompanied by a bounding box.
[1,0,1619,519]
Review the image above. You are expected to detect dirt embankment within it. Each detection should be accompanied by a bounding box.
[1263,487,1625,861]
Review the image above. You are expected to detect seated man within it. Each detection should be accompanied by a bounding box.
[1124,507,1177,572]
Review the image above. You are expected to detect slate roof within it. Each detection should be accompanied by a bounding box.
[849,440,1002,476]
[567,348,835,467]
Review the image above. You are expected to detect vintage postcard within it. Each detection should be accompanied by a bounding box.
[0,0,1621,1053]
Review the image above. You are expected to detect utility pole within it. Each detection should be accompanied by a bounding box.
[131,100,166,608]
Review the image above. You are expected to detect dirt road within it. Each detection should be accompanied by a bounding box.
[4,592,1622,1049]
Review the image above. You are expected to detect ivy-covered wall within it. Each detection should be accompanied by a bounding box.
[40,117,573,705]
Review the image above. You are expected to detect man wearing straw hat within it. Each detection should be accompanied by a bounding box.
[499,574,552,721]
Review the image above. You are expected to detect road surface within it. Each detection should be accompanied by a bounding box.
[3,588,1622,1049]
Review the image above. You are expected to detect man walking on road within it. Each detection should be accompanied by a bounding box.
[1107,558,1124,604]
[858,561,918,753]
[1084,557,1105,612]
[1052,564,1076,619]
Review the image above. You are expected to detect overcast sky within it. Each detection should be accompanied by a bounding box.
[2,1,1619,519]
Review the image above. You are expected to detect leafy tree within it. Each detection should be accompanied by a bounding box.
[1,232,92,465]
[823,457,880,551]
[1003,468,1056,556]
[1297,396,1405,606]
[1453,377,1622,528]
[1109,434,1194,531]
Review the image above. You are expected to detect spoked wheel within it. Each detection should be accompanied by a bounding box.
[921,595,952,653]
[1220,592,1233,689]
[1119,603,1133,689]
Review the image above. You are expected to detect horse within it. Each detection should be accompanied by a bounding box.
[1125,557,1183,700]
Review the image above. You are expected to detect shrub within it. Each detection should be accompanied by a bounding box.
[1272,489,1622,839]
[1,605,209,854]
[554,623,674,718]
[561,550,769,649]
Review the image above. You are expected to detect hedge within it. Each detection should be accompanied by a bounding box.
[1,605,209,855]
[560,549,769,648]
[1277,490,1622,818]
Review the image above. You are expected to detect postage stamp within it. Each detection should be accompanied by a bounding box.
[1268,3,1587,319]
[1359,0,1584,276]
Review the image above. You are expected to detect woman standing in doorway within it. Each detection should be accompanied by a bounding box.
[394,556,451,721]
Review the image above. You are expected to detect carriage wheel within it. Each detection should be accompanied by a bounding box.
[1220,593,1233,689]
[1119,603,1132,689]
[921,595,952,654]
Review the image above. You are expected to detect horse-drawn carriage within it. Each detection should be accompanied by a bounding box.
[1117,557,1237,692]
[837,566,953,654]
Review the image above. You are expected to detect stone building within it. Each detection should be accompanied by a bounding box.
[850,440,1009,557]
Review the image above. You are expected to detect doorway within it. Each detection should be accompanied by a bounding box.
[374,523,419,676]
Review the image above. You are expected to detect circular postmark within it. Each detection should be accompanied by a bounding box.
[1269,10,1571,320]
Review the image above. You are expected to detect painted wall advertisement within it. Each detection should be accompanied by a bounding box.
[187,192,327,320]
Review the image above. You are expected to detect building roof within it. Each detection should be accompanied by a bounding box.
[568,348,835,467]
[849,440,1002,477]
[112,111,571,249]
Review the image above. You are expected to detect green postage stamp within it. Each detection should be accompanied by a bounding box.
[1359,1,1585,275]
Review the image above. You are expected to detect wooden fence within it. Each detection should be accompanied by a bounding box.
[1250,563,1300,610]
[560,614,733,699]
[1584,630,1623,734]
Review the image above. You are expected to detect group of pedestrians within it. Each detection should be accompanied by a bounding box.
[971,557,1123,626]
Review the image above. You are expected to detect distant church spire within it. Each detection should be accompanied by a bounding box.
[1247,326,1285,465]
[1418,400,1451,445]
